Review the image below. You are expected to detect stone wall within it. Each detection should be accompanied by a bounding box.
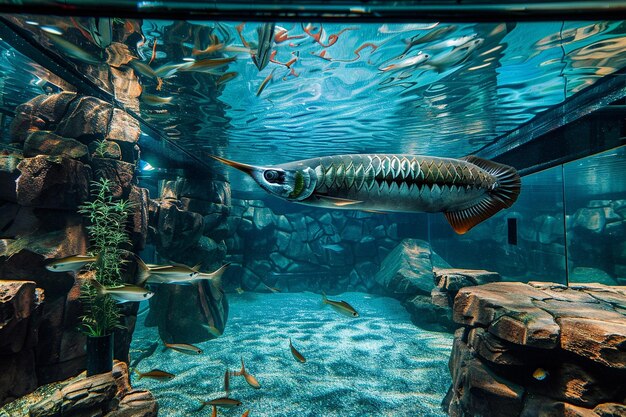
[0,90,148,403]
[144,177,230,343]
[443,282,626,417]
[222,199,420,293]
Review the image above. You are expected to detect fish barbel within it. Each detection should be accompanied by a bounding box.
[209,154,520,234]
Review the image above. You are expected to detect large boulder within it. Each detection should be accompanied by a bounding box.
[16,156,91,210]
[373,239,434,299]
[445,282,626,417]
[23,131,89,162]
[0,361,157,417]
[146,280,228,344]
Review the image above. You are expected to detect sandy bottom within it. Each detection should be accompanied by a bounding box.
[130,292,454,417]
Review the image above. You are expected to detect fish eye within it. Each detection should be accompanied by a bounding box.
[52,265,57,269]
[264,170,280,182]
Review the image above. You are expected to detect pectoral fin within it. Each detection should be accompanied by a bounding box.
[315,195,363,207]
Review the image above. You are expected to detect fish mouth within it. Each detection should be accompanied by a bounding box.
[208,155,256,175]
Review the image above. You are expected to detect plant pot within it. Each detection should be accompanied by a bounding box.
[86,334,113,376]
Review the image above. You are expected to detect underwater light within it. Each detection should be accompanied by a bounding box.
[139,160,155,171]
[40,26,64,36]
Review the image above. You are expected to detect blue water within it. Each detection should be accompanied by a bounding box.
[131,292,453,417]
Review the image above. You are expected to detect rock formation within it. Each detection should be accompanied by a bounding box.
[222,199,419,294]
[1,89,148,400]
[0,361,157,417]
[145,177,230,343]
[443,281,626,417]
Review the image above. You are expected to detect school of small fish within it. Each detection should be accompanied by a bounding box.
[34,17,496,102]
[31,18,514,417]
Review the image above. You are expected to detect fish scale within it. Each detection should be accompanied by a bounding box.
[211,153,521,234]
[306,154,496,212]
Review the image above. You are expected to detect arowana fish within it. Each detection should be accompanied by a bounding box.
[209,154,520,234]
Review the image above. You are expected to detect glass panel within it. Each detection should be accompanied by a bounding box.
[5,15,626,195]
[429,165,566,284]
[564,145,626,286]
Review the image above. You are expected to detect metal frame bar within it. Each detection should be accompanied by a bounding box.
[476,68,626,170]
[2,1,626,22]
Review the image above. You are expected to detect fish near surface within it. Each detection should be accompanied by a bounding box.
[210,154,520,234]
[252,22,276,71]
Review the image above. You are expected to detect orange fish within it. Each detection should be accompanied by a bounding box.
[238,357,261,389]
[241,410,250,417]
[274,27,305,44]
[289,338,306,363]
[256,69,275,97]
[148,37,158,65]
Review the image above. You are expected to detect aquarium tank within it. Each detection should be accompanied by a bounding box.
[0,2,625,417]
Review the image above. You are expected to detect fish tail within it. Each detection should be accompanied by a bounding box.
[444,156,521,234]
[210,263,230,292]
[321,291,328,305]
[132,368,143,380]
[240,356,246,375]
[195,401,207,412]
[134,255,151,285]
[89,278,106,296]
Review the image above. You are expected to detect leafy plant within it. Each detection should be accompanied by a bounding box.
[93,139,109,159]
[78,177,134,336]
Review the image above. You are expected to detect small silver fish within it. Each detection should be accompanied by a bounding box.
[45,255,98,272]
[252,22,275,71]
[46,34,101,65]
[321,243,344,253]
[164,342,203,355]
[92,281,154,303]
[379,51,430,72]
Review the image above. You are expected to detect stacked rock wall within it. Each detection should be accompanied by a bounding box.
[222,199,420,293]
[0,91,149,402]
[444,282,626,417]
[144,177,230,343]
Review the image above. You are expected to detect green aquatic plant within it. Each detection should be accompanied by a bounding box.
[77,177,134,336]
[93,138,110,159]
